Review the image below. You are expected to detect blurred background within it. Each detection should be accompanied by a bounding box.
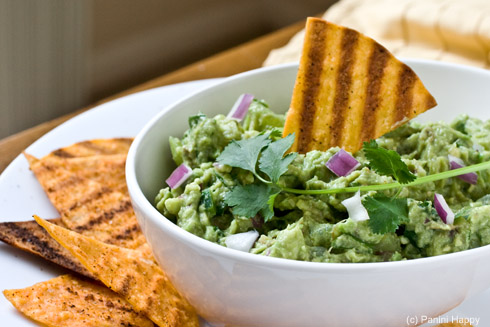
[0,0,335,139]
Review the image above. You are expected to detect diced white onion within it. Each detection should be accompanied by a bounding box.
[434,193,455,225]
[227,93,254,121]
[326,149,361,177]
[166,164,193,189]
[341,191,369,222]
[473,142,484,152]
[225,230,259,252]
[447,155,478,185]
[212,162,224,170]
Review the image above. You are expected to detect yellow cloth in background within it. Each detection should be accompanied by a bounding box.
[264,0,490,69]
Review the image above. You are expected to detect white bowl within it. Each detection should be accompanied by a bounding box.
[126,60,490,327]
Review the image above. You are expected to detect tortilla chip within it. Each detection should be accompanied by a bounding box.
[3,274,155,327]
[44,138,133,159]
[26,150,147,251]
[27,154,128,195]
[283,17,437,153]
[54,182,146,250]
[0,219,94,279]
[34,216,199,327]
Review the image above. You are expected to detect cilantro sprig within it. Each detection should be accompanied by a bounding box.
[216,132,297,221]
[216,132,272,180]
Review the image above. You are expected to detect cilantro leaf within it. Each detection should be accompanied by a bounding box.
[188,113,206,128]
[259,207,274,223]
[268,129,283,139]
[258,133,297,183]
[363,140,416,184]
[217,133,271,174]
[262,191,280,222]
[200,188,216,216]
[454,207,471,220]
[363,195,408,234]
[224,184,279,220]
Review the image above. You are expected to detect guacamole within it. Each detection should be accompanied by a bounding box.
[155,100,490,263]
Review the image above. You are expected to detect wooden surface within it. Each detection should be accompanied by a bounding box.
[0,20,304,174]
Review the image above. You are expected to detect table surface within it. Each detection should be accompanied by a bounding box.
[0,20,304,174]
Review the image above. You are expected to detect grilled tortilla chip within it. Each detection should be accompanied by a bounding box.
[3,274,155,327]
[39,138,133,159]
[34,216,199,327]
[0,219,94,279]
[44,177,145,250]
[283,17,437,153]
[26,154,128,195]
[25,150,147,251]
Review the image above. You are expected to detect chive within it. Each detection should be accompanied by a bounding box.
[282,160,490,195]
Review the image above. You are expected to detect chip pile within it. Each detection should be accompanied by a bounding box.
[1,138,198,327]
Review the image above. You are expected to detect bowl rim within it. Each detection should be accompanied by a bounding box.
[126,58,490,272]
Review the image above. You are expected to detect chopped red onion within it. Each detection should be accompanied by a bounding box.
[434,193,454,225]
[447,155,478,185]
[225,230,259,252]
[448,154,464,167]
[166,164,192,189]
[341,191,369,222]
[227,93,254,121]
[251,214,264,229]
[326,149,361,177]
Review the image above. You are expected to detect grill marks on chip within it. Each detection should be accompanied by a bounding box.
[59,188,146,250]
[295,19,327,152]
[3,274,156,327]
[0,219,95,279]
[25,148,148,252]
[284,17,437,153]
[45,138,133,159]
[34,216,199,327]
[25,153,129,195]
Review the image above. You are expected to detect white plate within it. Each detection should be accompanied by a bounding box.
[0,78,488,327]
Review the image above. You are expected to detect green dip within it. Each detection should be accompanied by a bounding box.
[155,100,490,263]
